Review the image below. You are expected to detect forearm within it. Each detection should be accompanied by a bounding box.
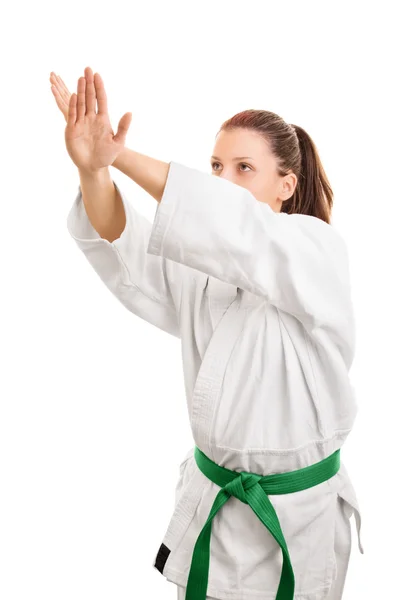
[78,167,126,243]
[112,148,170,203]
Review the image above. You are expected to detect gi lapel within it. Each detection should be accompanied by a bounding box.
[190,284,248,458]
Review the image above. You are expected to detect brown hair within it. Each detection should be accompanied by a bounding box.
[217,109,333,224]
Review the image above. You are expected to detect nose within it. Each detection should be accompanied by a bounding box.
[219,172,235,183]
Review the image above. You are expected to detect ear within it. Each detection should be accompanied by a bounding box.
[279,172,297,200]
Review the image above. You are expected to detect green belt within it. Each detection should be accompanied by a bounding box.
[185,446,341,600]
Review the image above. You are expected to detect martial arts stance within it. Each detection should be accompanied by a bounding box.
[50,67,364,600]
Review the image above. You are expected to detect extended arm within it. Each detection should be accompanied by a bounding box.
[112,151,355,365]
[63,69,185,338]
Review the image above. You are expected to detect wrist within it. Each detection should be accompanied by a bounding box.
[78,166,110,182]
[112,147,129,170]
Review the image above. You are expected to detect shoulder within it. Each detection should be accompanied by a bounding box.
[284,212,349,262]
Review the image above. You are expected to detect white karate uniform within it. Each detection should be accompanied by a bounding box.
[66,161,364,600]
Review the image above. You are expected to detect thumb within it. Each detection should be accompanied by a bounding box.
[114,112,132,145]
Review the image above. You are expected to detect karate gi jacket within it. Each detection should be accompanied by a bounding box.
[66,160,364,600]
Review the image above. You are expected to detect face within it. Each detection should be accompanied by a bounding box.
[210,128,297,212]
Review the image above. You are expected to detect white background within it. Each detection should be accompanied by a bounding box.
[1,1,398,598]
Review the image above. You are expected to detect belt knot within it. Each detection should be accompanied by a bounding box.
[224,472,262,504]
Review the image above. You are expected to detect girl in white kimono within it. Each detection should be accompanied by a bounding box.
[50,67,364,600]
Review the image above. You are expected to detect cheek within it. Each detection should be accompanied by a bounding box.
[248,177,275,204]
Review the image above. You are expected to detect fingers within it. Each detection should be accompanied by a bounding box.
[84,66,96,115]
[49,73,69,118]
[54,74,70,104]
[76,76,86,121]
[56,74,70,98]
[52,68,107,123]
[49,73,70,106]
[67,93,77,127]
[50,84,68,117]
[94,72,108,115]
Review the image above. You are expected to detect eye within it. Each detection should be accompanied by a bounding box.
[211,162,252,172]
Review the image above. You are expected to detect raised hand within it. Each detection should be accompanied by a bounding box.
[63,67,132,173]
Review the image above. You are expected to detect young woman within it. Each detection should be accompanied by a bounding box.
[50,67,364,600]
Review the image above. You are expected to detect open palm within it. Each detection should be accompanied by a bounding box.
[50,67,132,173]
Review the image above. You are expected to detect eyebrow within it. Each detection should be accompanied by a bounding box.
[211,155,254,161]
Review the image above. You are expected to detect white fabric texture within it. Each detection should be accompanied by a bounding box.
[175,494,352,599]
[66,160,364,600]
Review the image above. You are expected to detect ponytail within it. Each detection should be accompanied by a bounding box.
[282,124,333,223]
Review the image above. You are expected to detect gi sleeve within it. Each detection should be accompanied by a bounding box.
[66,180,186,338]
[147,161,355,361]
